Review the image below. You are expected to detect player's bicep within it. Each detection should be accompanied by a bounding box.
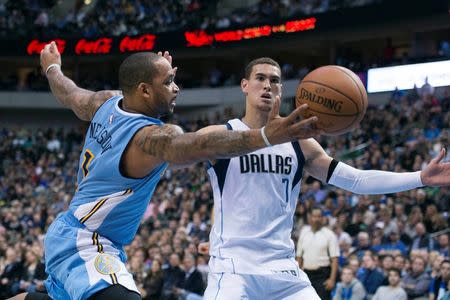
[300,138,333,182]
[69,89,120,121]
[133,124,184,160]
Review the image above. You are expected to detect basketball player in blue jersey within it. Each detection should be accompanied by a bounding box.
[200,57,450,299]
[9,44,323,300]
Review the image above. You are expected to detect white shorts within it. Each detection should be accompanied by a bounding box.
[203,272,320,300]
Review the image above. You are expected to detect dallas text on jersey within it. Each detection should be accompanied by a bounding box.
[239,154,292,175]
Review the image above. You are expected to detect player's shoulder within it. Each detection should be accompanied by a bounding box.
[90,90,122,119]
[196,124,229,134]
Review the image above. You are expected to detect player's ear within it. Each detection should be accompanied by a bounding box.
[241,78,248,94]
[138,83,151,98]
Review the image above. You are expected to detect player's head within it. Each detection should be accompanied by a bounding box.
[241,57,282,113]
[119,52,179,116]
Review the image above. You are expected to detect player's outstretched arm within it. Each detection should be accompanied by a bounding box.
[133,97,322,164]
[133,96,322,166]
[40,42,120,121]
[302,138,450,194]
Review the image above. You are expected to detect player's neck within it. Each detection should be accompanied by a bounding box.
[121,98,158,118]
[241,113,269,129]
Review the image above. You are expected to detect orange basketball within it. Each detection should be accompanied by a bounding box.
[296,65,368,136]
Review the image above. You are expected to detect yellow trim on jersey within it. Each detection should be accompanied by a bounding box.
[80,189,133,224]
[81,149,95,177]
[80,198,108,224]
[110,273,118,284]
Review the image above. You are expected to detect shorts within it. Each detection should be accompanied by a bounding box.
[203,271,320,300]
[43,212,139,300]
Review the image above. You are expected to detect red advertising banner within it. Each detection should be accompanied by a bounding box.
[24,17,317,56]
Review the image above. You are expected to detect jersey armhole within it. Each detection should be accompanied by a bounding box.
[206,122,233,169]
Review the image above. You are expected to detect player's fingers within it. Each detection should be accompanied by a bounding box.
[268,95,280,120]
[157,51,162,56]
[285,104,308,124]
[431,147,446,164]
[289,116,320,135]
[173,66,178,74]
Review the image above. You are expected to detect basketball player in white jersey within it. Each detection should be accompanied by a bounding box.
[200,57,450,299]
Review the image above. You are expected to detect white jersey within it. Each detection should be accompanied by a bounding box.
[207,119,306,275]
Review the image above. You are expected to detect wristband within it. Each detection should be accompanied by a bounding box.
[45,63,61,75]
[260,126,272,147]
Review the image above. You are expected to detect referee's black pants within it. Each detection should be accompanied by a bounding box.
[305,266,331,300]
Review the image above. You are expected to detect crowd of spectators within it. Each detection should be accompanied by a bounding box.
[0,76,449,299]
[0,0,382,39]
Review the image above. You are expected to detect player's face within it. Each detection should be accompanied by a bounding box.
[148,58,179,115]
[241,64,282,112]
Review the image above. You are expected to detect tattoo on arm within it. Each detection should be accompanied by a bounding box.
[134,125,263,164]
[47,69,120,121]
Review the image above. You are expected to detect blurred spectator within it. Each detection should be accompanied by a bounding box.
[161,253,185,300]
[372,268,407,300]
[411,222,434,251]
[401,256,431,299]
[435,234,449,257]
[374,229,408,256]
[357,253,385,298]
[12,249,46,294]
[173,254,204,300]
[353,232,371,259]
[430,259,450,300]
[0,247,23,298]
[333,266,366,300]
[143,259,164,300]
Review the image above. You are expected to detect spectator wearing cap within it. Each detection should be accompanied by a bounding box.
[297,207,340,300]
[333,266,366,300]
[402,256,431,299]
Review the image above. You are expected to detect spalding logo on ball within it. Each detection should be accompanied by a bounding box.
[296,65,368,136]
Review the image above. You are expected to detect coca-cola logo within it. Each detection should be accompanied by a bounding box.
[184,30,213,47]
[119,34,156,52]
[27,39,66,55]
[75,38,112,55]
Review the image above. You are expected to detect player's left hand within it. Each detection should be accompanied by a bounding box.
[157,50,178,76]
[420,148,450,186]
[40,41,61,74]
[324,278,335,291]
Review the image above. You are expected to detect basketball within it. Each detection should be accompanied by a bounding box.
[296,65,368,136]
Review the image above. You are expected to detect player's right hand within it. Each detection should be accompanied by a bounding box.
[264,96,323,144]
[40,41,62,74]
